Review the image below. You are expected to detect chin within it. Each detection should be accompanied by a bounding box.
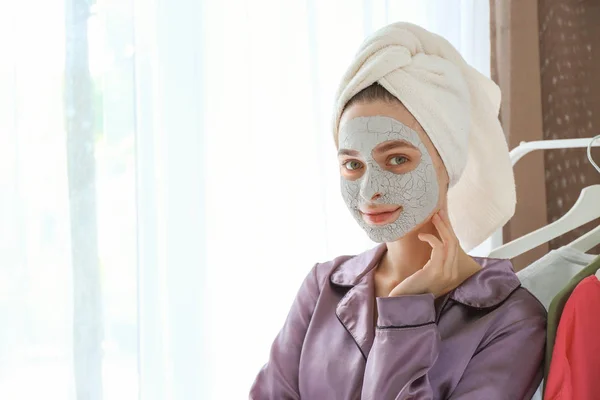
[361,215,430,244]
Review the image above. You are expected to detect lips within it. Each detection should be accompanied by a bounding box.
[359,206,403,226]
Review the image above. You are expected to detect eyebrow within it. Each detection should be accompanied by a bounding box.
[374,140,417,153]
[338,149,360,157]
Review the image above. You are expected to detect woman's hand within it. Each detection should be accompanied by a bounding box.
[388,209,468,298]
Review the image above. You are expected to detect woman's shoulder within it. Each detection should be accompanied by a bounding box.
[501,285,548,325]
[310,245,387,291]
[309,253,362,292]
[468,256,547,327]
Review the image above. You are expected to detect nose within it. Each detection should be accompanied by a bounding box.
[359,171,383,202]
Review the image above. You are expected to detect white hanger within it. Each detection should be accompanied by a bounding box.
[488,138,600,249]
[568,225,600,253]
[489,135,600,259]
[567,134,600,253]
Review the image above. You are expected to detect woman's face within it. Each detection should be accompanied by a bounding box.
[337,100,449,243]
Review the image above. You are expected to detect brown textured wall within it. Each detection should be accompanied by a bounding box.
[538,0,600,251]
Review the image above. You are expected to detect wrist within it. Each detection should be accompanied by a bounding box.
[388,286,429,297]
[377,294,436,328]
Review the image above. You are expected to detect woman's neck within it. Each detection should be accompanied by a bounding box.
[378,221,439,283]
[375,218,482,298]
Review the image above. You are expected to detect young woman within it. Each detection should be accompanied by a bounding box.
[250,22,546,400]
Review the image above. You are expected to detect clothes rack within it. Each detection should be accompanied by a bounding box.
[488,138,600,250]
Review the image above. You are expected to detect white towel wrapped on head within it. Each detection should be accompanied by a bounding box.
[332,22,515,252]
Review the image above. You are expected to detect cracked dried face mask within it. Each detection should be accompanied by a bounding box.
[338,116,439,243]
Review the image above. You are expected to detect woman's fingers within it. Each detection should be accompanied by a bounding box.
[439,209,459,242]
[418,233,443,249]
[418,233,444,270]
[441,209,459,269]
[433,210,459,278]
[431,212,451,245]
[445,235,458,277]
[431,213,451,265]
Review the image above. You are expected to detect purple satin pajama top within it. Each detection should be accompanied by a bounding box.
[250,244,546,400]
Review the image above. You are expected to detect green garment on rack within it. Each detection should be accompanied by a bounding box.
[545,254,600,382]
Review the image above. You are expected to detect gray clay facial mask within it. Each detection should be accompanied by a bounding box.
[338,116,439,243]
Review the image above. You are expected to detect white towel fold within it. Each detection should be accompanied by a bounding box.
[332,22,516,251]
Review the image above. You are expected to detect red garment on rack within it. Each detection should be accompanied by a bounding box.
[545,275,600,400]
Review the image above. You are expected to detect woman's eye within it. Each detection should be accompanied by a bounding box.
[389,156,408,166]
[344,160,363,171]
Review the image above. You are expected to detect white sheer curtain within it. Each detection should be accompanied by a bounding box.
[0,0,490,399]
